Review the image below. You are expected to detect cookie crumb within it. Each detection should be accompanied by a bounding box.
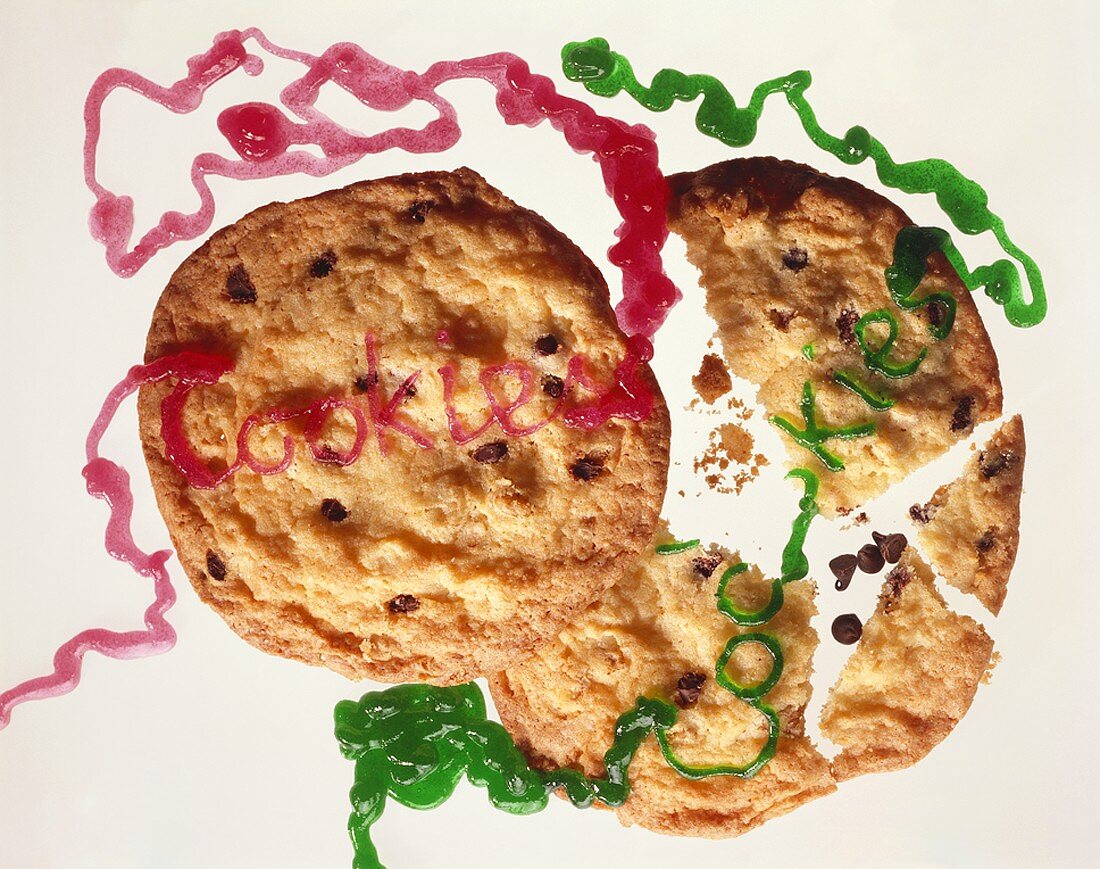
[387,594,420,614]
[320,498,349,522]
[472,441,508,464]
[570,454,605,481]
[692,354,732,404]
[694,422,765,494]
[673,672,707,708]
[205,550,227,581]
[309,249,337,278]
[226,264,257,303]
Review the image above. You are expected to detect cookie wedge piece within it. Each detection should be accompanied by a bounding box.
[667,157,1003,514]
[820,550,994,781]
[490,534,835,837]
[911,415,1025,615]
[137,168,670,685]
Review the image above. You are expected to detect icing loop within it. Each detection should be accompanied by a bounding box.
[560,36,1047,327]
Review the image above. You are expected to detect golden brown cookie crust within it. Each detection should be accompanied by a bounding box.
[914,415,1025,614]
[820,549,994,781]
[137,168,670,684]
[490,534,836,837]
[667,157,1003,514]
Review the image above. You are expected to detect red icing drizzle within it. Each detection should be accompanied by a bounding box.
[0,355,225,729]
[83,29,677,342]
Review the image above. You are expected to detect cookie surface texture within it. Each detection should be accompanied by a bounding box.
[490,535,836,837]
[668,157,1003,514]
[820,549,994,781]
[137,168,671,684]
[912,415,1025,614]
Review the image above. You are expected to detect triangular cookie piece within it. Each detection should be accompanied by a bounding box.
[910,415,1025,615]
[820,550,994,781]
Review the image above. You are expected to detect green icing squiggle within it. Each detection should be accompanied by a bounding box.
[334,470,822,868]
[560,37,1047,328]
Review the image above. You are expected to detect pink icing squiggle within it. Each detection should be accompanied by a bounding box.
[83,28,677,341]
[0,360,194,730]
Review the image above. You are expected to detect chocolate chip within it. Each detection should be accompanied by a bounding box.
[909,503,933,524]
[768,308,797,332]
[570,454,605,481]
[829,554,858,590]
[387,594,420,614]
[831,613,863,645]
[542,374,565,399]
[354,371,378,393]
[320,498,348,522]
[226,265,257,303]
[205,550,227,581]
[882,565,912,611]
[673,672,707,708]
[950,396,975,432]
[872,531,908,564]
[927,300,945,327]
[781,247,809,271]
[836,308,859,345]
[976,528,997,553]
[857,543,885,574]
[309,249,337,278]
[692,554,722,579]
[979,450,1016,479]
[534,334,561,356]
[408,200,434,223]
[472,441,508,464]
[403,382,417,399]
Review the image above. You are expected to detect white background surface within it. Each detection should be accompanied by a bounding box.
[1,1,1098,866]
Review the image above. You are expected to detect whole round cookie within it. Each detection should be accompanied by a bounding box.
[136,168,670,684]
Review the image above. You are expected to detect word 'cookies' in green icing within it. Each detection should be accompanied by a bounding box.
[560,37,1047,327]
[335,471,822,868]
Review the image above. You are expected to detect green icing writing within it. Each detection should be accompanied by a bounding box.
[334,471,821,868]
[855,310,927,379]
[335,682,676,869]
[655,538,701,554]
[886,227,957,340]
[560,37,1046,328]
[770,381,875,471]
[779,467,819,581]
[832,370,896,411]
